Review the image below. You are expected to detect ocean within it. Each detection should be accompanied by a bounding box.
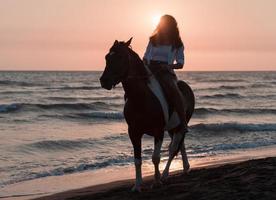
[0,71,276,189]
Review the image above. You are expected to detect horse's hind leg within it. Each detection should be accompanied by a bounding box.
[151,134,164,188]
[180,140,190,173]
[162,129,185,180]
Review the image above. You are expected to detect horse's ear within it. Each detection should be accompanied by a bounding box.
[114,40,119,45]
[125,37,133,47]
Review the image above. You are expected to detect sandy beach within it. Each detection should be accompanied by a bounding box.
[32,156,276,200]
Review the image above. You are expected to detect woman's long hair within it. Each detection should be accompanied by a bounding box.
[150,15,183,49]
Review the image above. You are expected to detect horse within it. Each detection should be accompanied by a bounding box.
[100,38,195,192]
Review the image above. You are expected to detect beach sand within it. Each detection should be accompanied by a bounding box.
[33,156,276,200]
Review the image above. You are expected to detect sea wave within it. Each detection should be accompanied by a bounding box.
[194,107,276,115]
[39,111,124,121]
[200,93,243,99]
[35,103,96,110]
[0,90,37,95]
[0,102,120,113]
[1,154,134,186]
[251,83,270,88]
[45,86,102,90]
[191,122,276,133]
[34,155,134,177]
[27,139,97,150]
[194,85,246,91]
[25,123,276,152]
[47,95,122,101]
[25,134,128,151]
[206,140,276,152]
[0,80,42,87]
[12,134,276,186]
[60,107,276,121]
[187,140,276,156]
[74,111,124,119]
[0,103,21,113]
[5,121,276,187]
[218,85,246,90]
[192,83,274,91]
[204,79,246,83]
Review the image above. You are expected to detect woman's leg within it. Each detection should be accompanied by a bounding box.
[155,72,188,131]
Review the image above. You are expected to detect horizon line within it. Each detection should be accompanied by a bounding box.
[0,70,275,72]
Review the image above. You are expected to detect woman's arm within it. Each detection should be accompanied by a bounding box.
[170,63,184,69]
[169,45,185,69]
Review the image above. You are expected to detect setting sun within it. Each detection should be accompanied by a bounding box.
[151,13,162,28]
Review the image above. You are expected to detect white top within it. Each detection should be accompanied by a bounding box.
[143,41,185,65]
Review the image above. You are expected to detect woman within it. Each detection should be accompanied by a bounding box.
[143,14,188,132]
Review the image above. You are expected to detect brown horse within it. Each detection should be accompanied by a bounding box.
[100,38,195,192]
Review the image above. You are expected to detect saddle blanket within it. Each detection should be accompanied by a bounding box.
[144,64,181,131]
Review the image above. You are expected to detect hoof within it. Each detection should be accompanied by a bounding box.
[183,164,191,174]
[131,185,142,193]
[161,171,169,182]
[183,168,191,175]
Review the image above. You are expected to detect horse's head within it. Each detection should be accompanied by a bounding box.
[100,38,133,90]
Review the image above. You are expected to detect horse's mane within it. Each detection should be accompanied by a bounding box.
[128,48,149,81]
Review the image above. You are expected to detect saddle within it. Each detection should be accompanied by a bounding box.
[148,61,177,110]
[144,64,181,131]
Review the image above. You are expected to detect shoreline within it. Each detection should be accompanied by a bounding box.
[1,145,276,200]
[35,156,276,200]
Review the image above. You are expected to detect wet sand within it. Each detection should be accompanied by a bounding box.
[34,157,276,200]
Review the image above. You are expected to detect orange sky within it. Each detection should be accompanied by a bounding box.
[0,0,276,71]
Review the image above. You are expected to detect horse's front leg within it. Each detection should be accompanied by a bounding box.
[129,128,143,192]
[151,134,164,188]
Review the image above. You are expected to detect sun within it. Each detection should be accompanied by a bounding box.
[151,14,162,27]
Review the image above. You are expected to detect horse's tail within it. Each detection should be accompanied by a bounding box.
[177,80,195,124]
[173,80,195,154]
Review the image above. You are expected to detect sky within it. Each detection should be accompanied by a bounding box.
[0,0,276,71]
